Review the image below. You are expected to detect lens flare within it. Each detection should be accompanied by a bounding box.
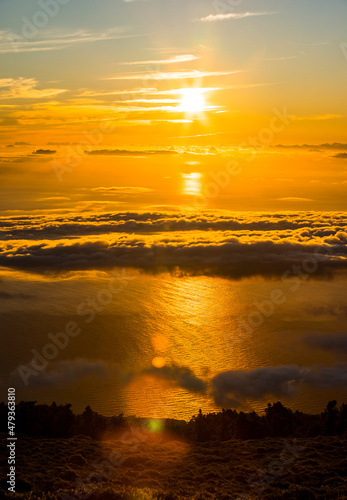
[152,356,166,368]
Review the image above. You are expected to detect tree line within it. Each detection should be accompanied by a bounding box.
[0,400,346,441]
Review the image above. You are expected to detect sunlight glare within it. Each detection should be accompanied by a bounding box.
[182,172,202,196]
[179,88,205,113]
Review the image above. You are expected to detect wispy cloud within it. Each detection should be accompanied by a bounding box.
[126,119,193,124]
[37,197,70,201]
[275,197,313,202]
[85,149,177,156]
[0,28,137,54]
[196,11,277,23]
[77,88,159,97]
[262,55,299,61]
[121,54,199,65]
[120,98,179,104]
[288,41,329,47]
[76,86,226,98]
[107,70,239,81]
[291,114,342,121]
[90,187,154,194]
[0,78,66,100]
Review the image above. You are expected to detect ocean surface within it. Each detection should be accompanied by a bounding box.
[2,268,347,419]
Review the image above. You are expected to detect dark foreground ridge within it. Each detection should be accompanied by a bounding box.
[1,400,347,440]
[0,401,346,499]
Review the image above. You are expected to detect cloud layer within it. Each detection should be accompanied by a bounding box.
[1,211,346,278]
[11,359,111,388]
[304,332,347,354]
[211,363,347,407]
[12,356,347,409]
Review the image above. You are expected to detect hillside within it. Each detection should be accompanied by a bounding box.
[1,401,347,499]
[0,433,347,499]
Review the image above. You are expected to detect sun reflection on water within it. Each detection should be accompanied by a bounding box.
[182,172,202,196]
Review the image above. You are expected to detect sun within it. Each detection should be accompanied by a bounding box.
[179,88,205,113]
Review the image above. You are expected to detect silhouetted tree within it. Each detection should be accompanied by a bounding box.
[2,399,346,441]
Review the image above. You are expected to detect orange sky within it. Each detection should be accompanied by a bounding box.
[0,0,346,212]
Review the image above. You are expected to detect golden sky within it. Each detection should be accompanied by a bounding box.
[0,0,347,212]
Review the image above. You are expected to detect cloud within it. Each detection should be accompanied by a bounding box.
[262,55,299,61]
[127,118,193,124]
[1,212,346,278]
[0,291,32,300]
[11,355,206,393]
[196,11,277,23]
[118,98,179,104]
[288,41,328,47]
[0,155,52,165]
[85,149,177,156]
[211,364,347,407]
[2,210,345,237]
[90,187,154,194]
[77,85,224,99]
[304,364,347,390]
[77,88,160,98]
[332,153,347,159]
[47,142,71,146]
[32,149,56,155]
[304,333,347,355]
[5,142,31,147]
[142,363,207,393]
[212,366,303,406]
[121,54,199,65]
[306,304,347,318]
[0,233,343,278]
[15,357,347,404]
[275,197,313,202]
[36,197,70,202]
[276,143,347,150]
[0,28,138,54]
[11,359,113,388]
[107,70,239,81]
[290,114,342,121]
[0,78,66,100]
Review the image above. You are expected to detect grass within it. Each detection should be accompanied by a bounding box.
[0,433,347,499]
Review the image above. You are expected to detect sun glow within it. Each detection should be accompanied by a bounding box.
[182,172,202,196]
[179,88,206,113]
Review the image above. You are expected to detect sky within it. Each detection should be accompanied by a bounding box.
[0,0,347,147]
[1,0,347,214]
